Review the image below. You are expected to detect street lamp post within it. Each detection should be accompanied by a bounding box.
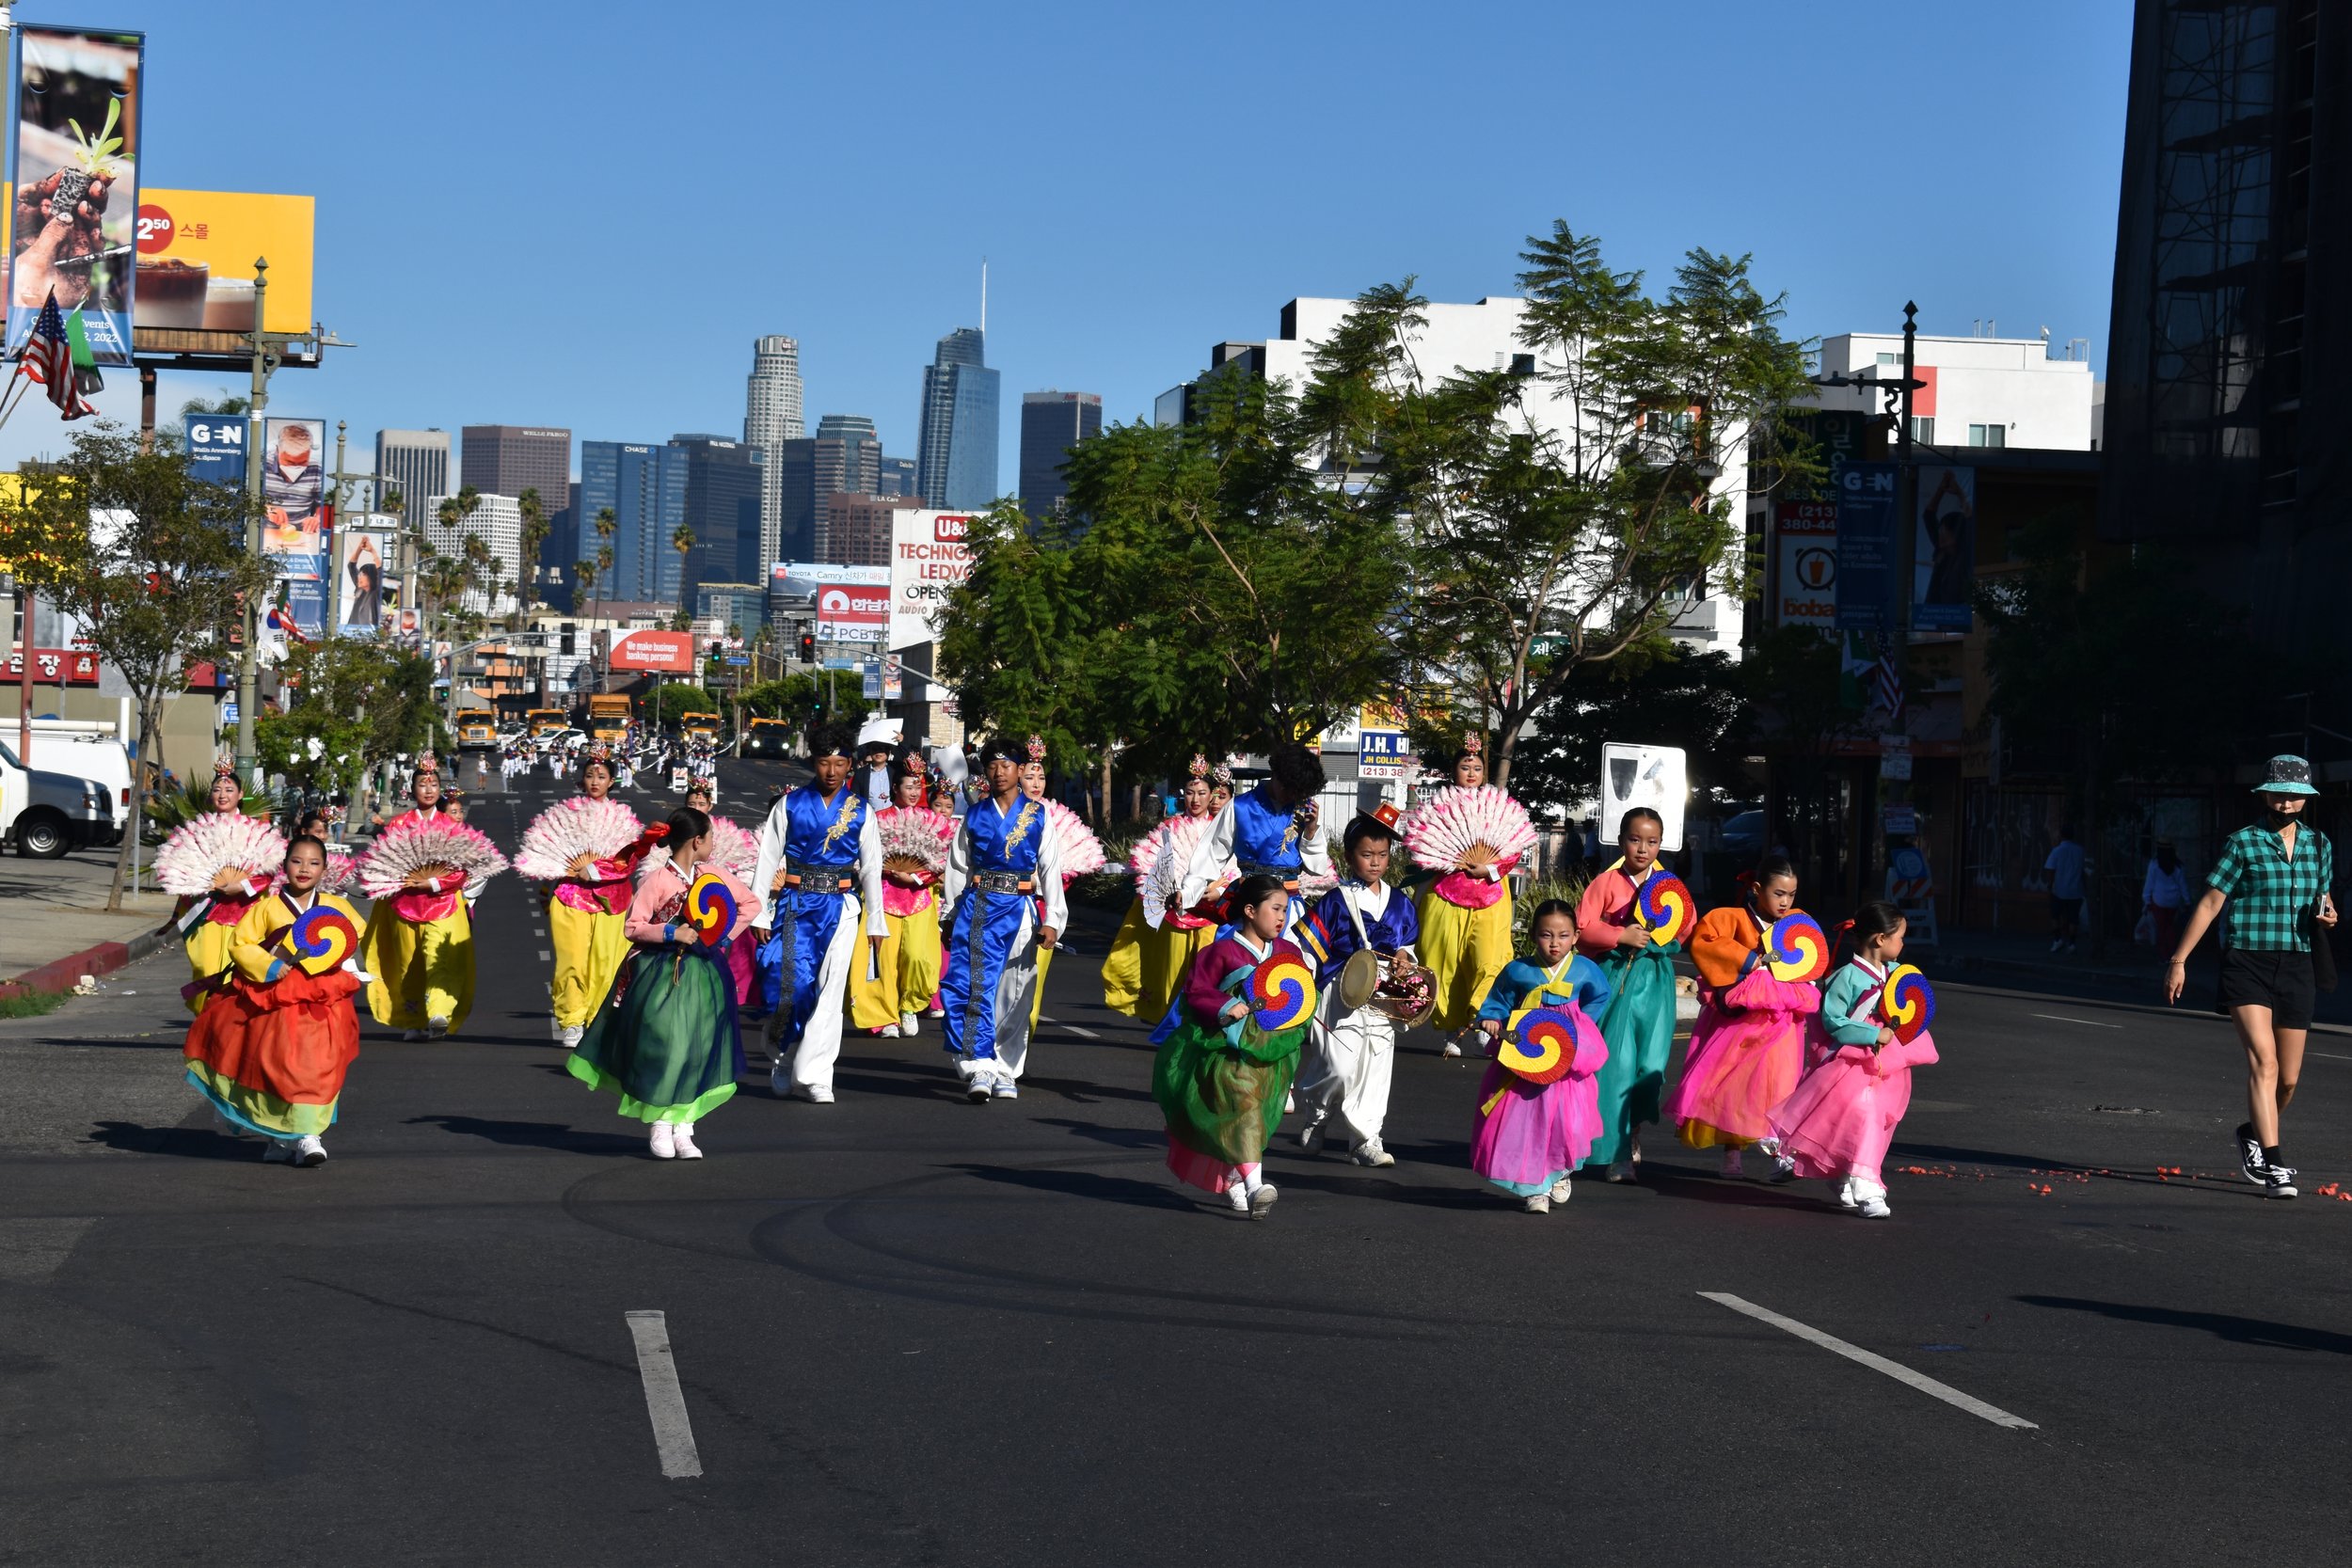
[234,260,273,785]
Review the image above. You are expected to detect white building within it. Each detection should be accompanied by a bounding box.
[1250,295,1748,658]
[1810,331,2096,452]
[424,491,523,619]
[743,335,806,571]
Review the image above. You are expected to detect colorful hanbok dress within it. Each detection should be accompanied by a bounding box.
[360,808,479,1034]
[1575,863,1682,1167]
[547,847,632,1035]
[177,854,269,1016]
[1664,905,1820,1148]
[938,796,1066,1092]
[183,886,366,1143]
[1181,784,1330,937]
[849,804,947,1032]
[1470,955,1613,1197]
[1769,957,1939,1188]
[1152,930,1311,1193]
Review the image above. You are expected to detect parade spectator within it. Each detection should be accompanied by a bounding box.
[2141,839,2192,958]
[2045,825,2087,953]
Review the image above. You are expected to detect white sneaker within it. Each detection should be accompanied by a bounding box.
[1295,1116,1327,1153]
[1523,1193,1551,1214]
[1549,1175,1572,1203]
[672,1124,703,1159]
[1248,1183,1279,1218]
[1226,1181,1251,1212]
[401,1029,426,1042]
[293,1134,327,1167]
[262,1139,295,1164]
[1721,1148,1745,1180]
[1283,1090,1295,1114]
[880,1023,901,1038]
[1852,1178,1890,1217]
[1836,1179,1859,1210]
[792,1084,834,1105]
[559,1023,584,1049]
[1767,1155,1797,1184]
[965,1076,993,1103]
[648,1122,676,1159]
[899,1013,919,1037]
[1857,1194,1891,1218]
[1606,1161,1635,1183]
[1351,1139,1396,1168]
[426,1015,451,1039]
[1440,1038,1464,1058]
[548,1016,564,1041]
[993,1081,1020,1101]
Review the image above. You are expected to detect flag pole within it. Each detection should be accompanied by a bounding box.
[0,366,37,434]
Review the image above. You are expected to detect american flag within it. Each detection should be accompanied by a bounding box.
[1872,632,1905,725]
[14,290,97,420]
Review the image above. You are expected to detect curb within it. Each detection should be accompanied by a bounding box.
[0,923,172,1000]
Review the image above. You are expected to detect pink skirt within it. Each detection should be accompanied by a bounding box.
[1770,1037,1930,1182]
[1470,1006,1607,1195]
[1665,1002,1806,1148]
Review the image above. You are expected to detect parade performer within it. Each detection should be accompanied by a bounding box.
[1181,742,1331,938]
[1471,899,1613,1212]
[1023,741,1105,1032]
[1104,754,1229,1021]
[1575,807,1684,1180]
[694,787,767,1014]
[851,759,955,1038]
[357,753,507,1039]
[513,748,642,1047]
[1404,736,1535,1057]
[1769,901,1939,1218]
[1663,857,1820,1176]
[181,834,368,1167]
[938,736,1066,1101]
[1295,806,1422,1167]
[1151,873,1311,1217]
[749,722,887,1104]
[566,807,756,1159]
[156,756,284,1016]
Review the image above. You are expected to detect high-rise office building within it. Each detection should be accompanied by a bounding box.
[771,437,817,563]
[421,492,523,618]
[915,326,1000,509]
[813,414,881,557]
[375,428,451,534]
[459,425,571,512]
[2101,0,2346,646]
[876,455,918,498]
[578,440,688,606]
[671,434,765,604]
[743,335,806,571]
[1019,390,1103,521]
[824,493,919,569]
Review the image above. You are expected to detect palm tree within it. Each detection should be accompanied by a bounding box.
[593,542,615,691]
[514,486,548,631]
[670,521,695,604]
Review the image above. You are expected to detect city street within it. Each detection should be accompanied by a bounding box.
[3,768,2348,1566]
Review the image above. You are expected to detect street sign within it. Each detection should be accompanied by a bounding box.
[221,701,239,725]
[1359,728,1414,780]
[725,656,750,667]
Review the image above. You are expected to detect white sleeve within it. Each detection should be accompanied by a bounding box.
[858,811,887,937]
[1300,815,1333,879]
[1036,823,1067,933]
[752,799,789,922]
[1182,804,1238,908]
[942,816,973,921]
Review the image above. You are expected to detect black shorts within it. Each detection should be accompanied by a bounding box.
[2218,948,2316,1031]
[2049,895,2083,925]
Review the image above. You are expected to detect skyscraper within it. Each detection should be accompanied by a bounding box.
[578,440,688,606]
[743,335,806,570]
[772,437,817,563]
[876,455,918,498]
[671,434,764,603]
[421,492,523,618]
[1019,390,1103,521]
[2101,0,2346,645]
[374,428,450,533]
[814,414,881,556]
[915,326,1000,509]
[459,425,571,512]
[824,493,919,569]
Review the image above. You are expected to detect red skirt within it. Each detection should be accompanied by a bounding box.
[183,968,363,1137]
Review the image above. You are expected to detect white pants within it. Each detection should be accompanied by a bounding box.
[1298,1002,1397,1144]
[785,895,865,1093]
[952,914,1040,1085]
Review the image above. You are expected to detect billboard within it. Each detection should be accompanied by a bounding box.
[1773,499,1837,628]
[1834,461,1898,632]
[1914,465,1976,632]
[184,415,247,483]
[8,26,144,367]
[337,524,396,636]
[134,188,313,334]
[607,628,694,673]
[890,510,975,649]
[261,417,329,640]
[770,561,890,645]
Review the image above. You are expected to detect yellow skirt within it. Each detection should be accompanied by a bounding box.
[1101,900,1148,1016]
[1140,920,1217,1024]
[851,905,945,1029]
[362,901,476,1033]
[548,898,629,1029]
[183,920,236,1016]
[1417,891,1515,1032]
[1028,943,1055,1030]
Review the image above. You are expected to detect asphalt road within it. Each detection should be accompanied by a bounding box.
[4,762,2350,1565]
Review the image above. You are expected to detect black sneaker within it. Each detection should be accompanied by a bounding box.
[2262,1162,2299,1199]
[2237,1123,2266,1184]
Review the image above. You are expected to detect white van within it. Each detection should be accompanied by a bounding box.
[0,719,134,857]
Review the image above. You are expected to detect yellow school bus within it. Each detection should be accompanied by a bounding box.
[679,711,722,743]
[527,708,567,738]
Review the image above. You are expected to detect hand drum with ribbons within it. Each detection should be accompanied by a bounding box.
[1635,874,1694,946]
[287,905,358,976]
[1337,948,1382,1010]
[685,872,739,948]
[1879,963,1934,1043]
[1499,992,1582,1085]
[1762,912,1831,983]
[1247,954,1318,1035]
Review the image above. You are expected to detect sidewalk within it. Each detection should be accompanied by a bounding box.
[1915,922,2352,1028]
[0,846,177,994]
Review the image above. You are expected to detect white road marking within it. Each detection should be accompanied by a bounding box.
[0,1217,97,1284]
[538,949,552,962]
[2030,1013,2120,1028]
[1699,1291,2038,1431]
[2310,1051,2352,1062]
[625,1310,703,1478]
[1041,1016,1100,1039]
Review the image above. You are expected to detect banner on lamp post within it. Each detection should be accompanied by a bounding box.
[6,25,145,367]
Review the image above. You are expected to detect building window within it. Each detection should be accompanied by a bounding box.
[1909,416,1935,445]
[1986,424,2005,449]
[1875,352,1898,367]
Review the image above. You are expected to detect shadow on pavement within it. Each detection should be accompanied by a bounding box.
[405,1113,645,1156]
[88,1119,255,1160]
[1030,1117,1161,1151]
[948,1162,1196,1212]
[2017,1295,2352,1355]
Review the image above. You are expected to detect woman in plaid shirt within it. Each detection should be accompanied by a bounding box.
[2165,755,2340,1198]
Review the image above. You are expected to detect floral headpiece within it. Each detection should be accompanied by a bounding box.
[212,752,237,780]
[1025,734,1046,765]
[1211,761,1234,789]
[1463,733,1484,756]
[1187,752,1210,781]
[587,740,612,763]
[901,751,929,777]
[414,749,440,777]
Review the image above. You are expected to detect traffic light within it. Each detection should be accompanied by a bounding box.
[798,631,815,663]
[560,623,576,656]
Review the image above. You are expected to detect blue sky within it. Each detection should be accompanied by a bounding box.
[3,0,2133,494]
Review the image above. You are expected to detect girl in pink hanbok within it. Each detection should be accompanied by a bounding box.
[1769,901,1939,1218]
[1471,900,1613,1213]
[1663,858,1820,1177]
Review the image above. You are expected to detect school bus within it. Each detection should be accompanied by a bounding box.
[586,694,632,742]
[526,708,568,738]
[679,711,722,743]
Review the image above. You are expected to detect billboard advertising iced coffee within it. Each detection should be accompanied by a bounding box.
[890,510,973,650]
[7,25,145,367]
[133,190,314,334]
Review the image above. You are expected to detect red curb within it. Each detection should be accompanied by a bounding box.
[0,936,139,1000]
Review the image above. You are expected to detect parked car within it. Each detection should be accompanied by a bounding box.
[0,736,123,858]
[1720,809,1765,858]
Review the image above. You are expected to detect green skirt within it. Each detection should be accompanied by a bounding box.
[1151,1016,1304,1179]
[566,942,744,1123]
[1583,941,1679,1167]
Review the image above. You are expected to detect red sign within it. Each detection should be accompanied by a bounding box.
[606,628,694,673]
[8,647,100,685]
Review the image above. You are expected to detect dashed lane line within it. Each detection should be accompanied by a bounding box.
[1700,1291,2037,1431]
[2029,1012,2121,1028]
[625,1310,704,1478]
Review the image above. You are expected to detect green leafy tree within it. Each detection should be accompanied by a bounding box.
[1733,626,1880,883]
[0,423,274,910]
[256,637,439,809]
[643,682,718,725]
[1510,643,1752,820]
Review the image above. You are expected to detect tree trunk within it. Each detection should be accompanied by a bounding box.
[106,691,162,912]
[1097,751,1112,829]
